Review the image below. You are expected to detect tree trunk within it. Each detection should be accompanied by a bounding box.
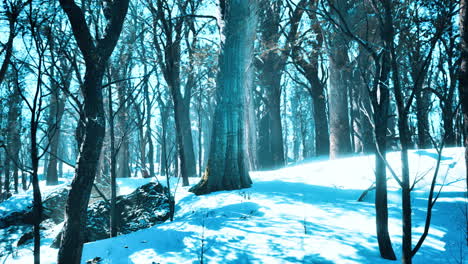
[31,119,42,264]
[458,0,468,231]
[373,51,397,260]
[173,101,196,185]
[57,0,129,262]
[415,88,431,149]
[311,90,330,157]
[328,27,352,158]
[4,81,22,194]
[190,0,257,195]
[384,0,412,261]
[46,87,65,186]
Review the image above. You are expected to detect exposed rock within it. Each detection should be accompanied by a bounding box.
[52,182,172,248]
[86,257,103,264]
[16,219,56,247]
[42,188,69,223]
[0,187,69,229]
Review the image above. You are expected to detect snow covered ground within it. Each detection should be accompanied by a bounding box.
[1,148,467,263]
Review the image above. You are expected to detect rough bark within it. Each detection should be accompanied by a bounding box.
[57,0,129,263]
[189,0,257,195]
[327,0,352,158]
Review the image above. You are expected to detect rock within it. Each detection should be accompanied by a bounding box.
[16,229,34,247]
[52,182,172,247]
[42,188,69,223]
[86,257,103,264]
[0,192,12,202]
[0,187,69,229]
[16,219,56,247]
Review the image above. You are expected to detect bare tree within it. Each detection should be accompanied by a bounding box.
[460,0,468,193]
[57,0,130,262]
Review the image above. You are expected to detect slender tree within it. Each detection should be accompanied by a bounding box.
[459,0,468,194]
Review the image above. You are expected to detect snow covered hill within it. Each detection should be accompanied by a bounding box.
[81,148,467,264]
[2,148,467,263]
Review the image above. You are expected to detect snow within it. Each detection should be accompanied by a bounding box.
[0,178,71,220]
[1,148,467,263]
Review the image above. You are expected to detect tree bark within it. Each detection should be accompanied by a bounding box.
[459,0,468,225]
[190,0,257,195]
[57,0,129,263]
[328,0,352,158]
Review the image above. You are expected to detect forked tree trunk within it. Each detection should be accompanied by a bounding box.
[384,1,412,262]
[190,0,257,195]
[57,0,129,263]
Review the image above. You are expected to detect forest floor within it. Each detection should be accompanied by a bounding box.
[1,148,467,264]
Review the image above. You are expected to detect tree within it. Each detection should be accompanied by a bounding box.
[459,0,468,195]
[384,1,455,262]
[190,0,257,195]
[321,0,396,259]
[0,0,29,85]
[57,0,130,262]
[255,0,306,168]
[147,0,197,186]
[44,22,70,186]
[292,1,330,157]
[326,0,352,158]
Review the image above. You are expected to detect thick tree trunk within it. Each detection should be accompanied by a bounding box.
[328,36,352,158]
[190,0,257,195]
[257,76,285,169]
[245,66,258,170]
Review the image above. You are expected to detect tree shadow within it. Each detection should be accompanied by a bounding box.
[414,150,453,161]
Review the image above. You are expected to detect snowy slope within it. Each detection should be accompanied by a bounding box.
[1,148,466,263]
[79,148,467,264]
